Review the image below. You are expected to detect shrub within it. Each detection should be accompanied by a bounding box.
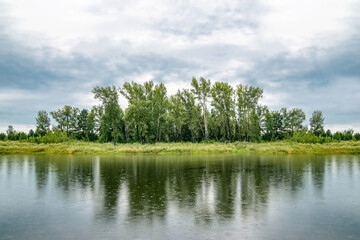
[354,133,360,141]
[333,132,342,141]
[290,130,320,144]
[18,132,28,141]
[342,129,354,141]
[0,133,6,141]
[41,130,69,143]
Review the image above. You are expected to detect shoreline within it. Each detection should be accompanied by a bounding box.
[1,141,360,155]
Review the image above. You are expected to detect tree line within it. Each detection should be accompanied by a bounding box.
[1,77,359,144]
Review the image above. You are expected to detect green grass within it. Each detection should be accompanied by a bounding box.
[0,140,360,155]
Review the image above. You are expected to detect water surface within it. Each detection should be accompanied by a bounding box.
[0,154,359,239]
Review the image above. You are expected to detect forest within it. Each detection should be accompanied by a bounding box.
[1,77,359,145]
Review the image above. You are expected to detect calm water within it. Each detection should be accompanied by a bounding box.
[0,154,359,240]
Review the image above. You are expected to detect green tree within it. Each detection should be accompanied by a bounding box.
[168,91,185,142]
[263,108,275,141]
[92,86,123,146]
[86,109,97,141]
[179,89,202,142]
[191,77,211,140]
[36,110,51,136]
[50,105,79,136]
[236,84,263,141]
[121,81,149,143]
[6,125,16,140]
[0,133,6,140]
[211,82,235,141]
[152,83,168,142]
[75,109,88,140]
[28,129,35,138]
[288,108,306,134]
[310,110,324,136]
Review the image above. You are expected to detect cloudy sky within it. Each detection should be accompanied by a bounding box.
[0,0,359,133]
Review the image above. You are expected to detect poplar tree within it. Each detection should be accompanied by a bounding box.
[191,77,211,140]
[211,82,235,142]
[92,86,123,146]
[50,105,79,136]
[310,110,325,136]
[35,110,51,136]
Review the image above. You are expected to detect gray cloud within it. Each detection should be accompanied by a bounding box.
[0,0,359,132]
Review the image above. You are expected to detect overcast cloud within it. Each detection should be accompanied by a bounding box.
[0,0,359,132]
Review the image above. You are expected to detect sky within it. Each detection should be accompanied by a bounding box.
[0,0,359,133]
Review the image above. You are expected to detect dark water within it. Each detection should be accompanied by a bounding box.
[0,154,359,240]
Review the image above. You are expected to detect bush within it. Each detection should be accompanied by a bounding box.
[291,130,320,144]
[354,133,360,141]
[27,130,70,144]
[40,130,69,143]
[342,129,354,141]
[0,133,6,141]
[333,132,342,141]
[18,132,28,141]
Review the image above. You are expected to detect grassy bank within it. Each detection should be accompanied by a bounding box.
[0,141,360,155]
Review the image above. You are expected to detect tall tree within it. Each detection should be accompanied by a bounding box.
[211,82,235,141]
[92,86,123,145]
[36,110,51,136]
[236,84,263,141]
[179,89,202,142]
[121,81,149,143]
[6,125,16,140]
[191,77,211,140]
[168,91,185,142]
[152,83,168,142]
[310,110,324,136]
[263,108,275,141]
[75,109,88,140]
[50,105,79,136]
[288,108,306,134]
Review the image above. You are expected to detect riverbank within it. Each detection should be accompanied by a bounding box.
[0,141,359,155]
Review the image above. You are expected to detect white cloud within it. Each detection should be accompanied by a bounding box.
[0,123,35,133]
[325,124,360,133]
[0,89,44,107]
[258,0,357,53]
[0,0,359,131]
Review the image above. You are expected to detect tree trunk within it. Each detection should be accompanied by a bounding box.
[113,123,116,146]
[203,104,209,139]
[226,118,232,142]
[156,117,160,142]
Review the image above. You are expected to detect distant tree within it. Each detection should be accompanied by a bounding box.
[333,131,342,141]
[354,133,360,141]
[211,82,235,141]
[86,109,97,141]
[28,129,35,138]
[236,84,263,141]
[342,129,354,141]
[310,110,324,136]
[74,109,89,140]
[325,129,332,138]
[0,132,6,140]
[179,89,202,142]
[152,83,168,142]
[51,105,79,136]
[121,81,149,143]
[191,77,211,140]
[36,110,51,136]
[6,125,16,140]
[168,91,185,142]
[93,86,123,145]
[263,109,274,141]
[18,132,28,141]
[288,108,306,134]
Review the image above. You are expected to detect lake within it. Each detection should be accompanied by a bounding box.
[0,154,359,239]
